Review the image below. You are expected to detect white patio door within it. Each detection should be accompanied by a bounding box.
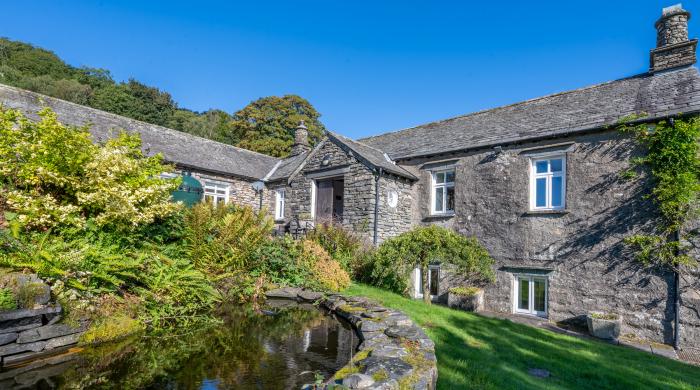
[515,276,547,317]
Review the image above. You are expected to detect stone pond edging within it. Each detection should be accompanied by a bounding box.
[265,287,438,390]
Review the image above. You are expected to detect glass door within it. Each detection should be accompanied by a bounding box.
[515,276,547,317]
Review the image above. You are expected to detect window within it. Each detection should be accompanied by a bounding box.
[275,189,285,220]
[203,181,229,206]
[514,275,547,317]
[431,169,455,215]
[414,265,440,299]
[530,156,565,210]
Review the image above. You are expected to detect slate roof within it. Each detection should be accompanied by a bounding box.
[266,152,309,182]
[360,67,700,160]
[327,132,417,179]
[0,83,280,180]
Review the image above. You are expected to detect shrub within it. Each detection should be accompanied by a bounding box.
[0,288,16,311]
[185,202,273,276]
[449,286,481,297]
[306,223,368,272]
[361,226,495,303]
[81,314,144,344]
[0,107,180,231]
[298,240,351,292]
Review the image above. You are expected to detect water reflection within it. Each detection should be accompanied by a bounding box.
[0,299,358,389]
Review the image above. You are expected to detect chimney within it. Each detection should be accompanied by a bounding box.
[650,4,697,73]
[290,120,311,156]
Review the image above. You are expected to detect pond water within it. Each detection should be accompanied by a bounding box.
[0,299,359,389]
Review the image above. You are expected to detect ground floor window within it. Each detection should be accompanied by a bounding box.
[514,275,547,317]
[414,265,440,299]
[203,181,229,206]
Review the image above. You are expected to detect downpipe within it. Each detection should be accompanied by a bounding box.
[373,168,383,246]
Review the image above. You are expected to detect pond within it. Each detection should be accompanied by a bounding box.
[0,299,359,389]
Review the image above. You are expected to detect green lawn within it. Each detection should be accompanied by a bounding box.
[345,284,700,390]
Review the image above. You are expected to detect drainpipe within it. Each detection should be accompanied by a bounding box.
[674,228,681,350]
[373,168,383,246]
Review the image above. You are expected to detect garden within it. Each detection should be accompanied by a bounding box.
[0,106,698,389]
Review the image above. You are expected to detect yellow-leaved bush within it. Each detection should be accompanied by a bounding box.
[299,240,350,292]
[0,107,181,231]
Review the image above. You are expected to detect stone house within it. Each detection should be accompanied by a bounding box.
[1,5,699,348]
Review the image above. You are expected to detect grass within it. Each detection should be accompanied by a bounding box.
[345,283,700,390]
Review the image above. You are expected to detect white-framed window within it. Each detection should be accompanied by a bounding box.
[274,189,285,220]
[414,265,440,299]
[430,169,455,215]
[513,275,548,317]
[203,181,229,207]
[529,155,565,210]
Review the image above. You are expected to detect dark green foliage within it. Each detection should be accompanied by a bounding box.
[0,37,325,157]
[619,117,700,268]
[0,287,16,311]
[359,226,495,301]
[233,95,326,157]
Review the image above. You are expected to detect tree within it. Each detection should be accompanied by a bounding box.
[369,225,495,304]
[232,95,326,157]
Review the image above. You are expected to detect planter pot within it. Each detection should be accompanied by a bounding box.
[447,290,484,312]
[586,313,621,340]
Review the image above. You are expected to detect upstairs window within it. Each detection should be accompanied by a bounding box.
[530,156,565,210]
[204,182,229,207]
[275,189,285,220]
[431,169,455,215]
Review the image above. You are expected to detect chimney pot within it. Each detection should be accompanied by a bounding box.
[290,120,311,156]
[650,4,697,73]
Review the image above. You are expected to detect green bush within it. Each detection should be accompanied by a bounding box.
[360,226,495,302]
[0,107,181,231]
[449,286,481,297]
[306,223,368,272]
[185,202,273,276]
[0,288,16,311]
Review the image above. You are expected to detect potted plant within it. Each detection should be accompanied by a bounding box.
[447,287,484,312]
[586,312,621,340]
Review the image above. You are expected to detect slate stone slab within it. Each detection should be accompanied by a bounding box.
[371,345,408,359]
[367,379,399,390]
[44,333,81,350]
[17,324,85,344]
[360,320,386,333]
[384,326,420,339]
[361,356,413,380]
[0,316,42,335]
[264,287,301,300]
[342,373,375,389]
[297,290,323,302]
[0,333,18,346]
[0,305,62,322]
[0,340,47,357]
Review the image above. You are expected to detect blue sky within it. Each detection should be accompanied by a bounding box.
[3,1,695,139]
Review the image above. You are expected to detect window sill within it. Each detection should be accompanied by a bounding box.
[523,209,569,216]
[424,213,455,221]
[274,219,286,223]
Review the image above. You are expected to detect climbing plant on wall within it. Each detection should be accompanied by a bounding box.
[618,116,700,270]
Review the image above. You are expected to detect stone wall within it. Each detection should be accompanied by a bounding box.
[397,129,698,346]
[189,171,271,212]
[375,174,414,243]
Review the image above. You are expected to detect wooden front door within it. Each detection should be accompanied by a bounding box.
[315,178,344,223]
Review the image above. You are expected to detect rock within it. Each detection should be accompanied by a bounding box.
[367,379,399,390]
[384,326,420,339]
[297,290,323,302]
[0,273,51,307]
[342,373,375,388]
[362,310,387,319]
[0,316,42,335]
[17,323,86,343]
[361,356,413,380]
[0,305,62,322]
[0,333,17,346]
[44,333,81,349]
[371,345,408,359]
[264,287,301,300]
[0,340,46,357]
[360,320,386,333]
[528,368,551,378]
[587,314,621,340]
